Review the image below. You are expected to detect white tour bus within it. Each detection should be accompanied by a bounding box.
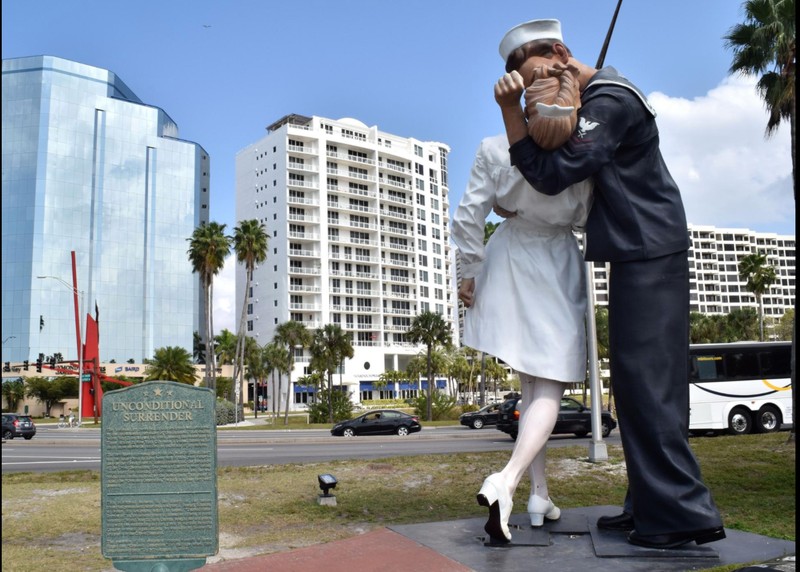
[689,341,792,435]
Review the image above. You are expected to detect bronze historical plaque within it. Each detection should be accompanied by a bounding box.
[101,380,217,567]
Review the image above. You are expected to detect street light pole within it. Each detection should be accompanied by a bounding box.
[37,275,85,426]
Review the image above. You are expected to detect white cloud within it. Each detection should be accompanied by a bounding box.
[212,254,237,335]
[650,75,794,234]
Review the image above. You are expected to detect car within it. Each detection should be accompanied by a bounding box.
[496,396,616,439]
[2,413,37,440]
[459,403,502,429]
[331,409,421,437]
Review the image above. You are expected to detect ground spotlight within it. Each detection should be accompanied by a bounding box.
[318,473,338,496]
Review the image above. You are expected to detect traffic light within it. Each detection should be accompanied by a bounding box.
[3,362,9,372]
[23,360,29,371]
[36,356,42,373]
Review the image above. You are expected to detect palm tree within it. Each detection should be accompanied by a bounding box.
[376,369,406,400]
[274,321,313,424]
[739,251,778,340]
[310,324,354,423]
[145,346,196,383]
[407,310,453,421]
[214,329,238,366]
[193,331,206,364]
[232,219,269,409]
[262,340,290,421]
[725,0,796,189]
[2,379,26,412]
[405,355,427,396]
[187,222,231,391]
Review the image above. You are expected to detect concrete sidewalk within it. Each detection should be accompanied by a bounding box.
[201,506,795,572]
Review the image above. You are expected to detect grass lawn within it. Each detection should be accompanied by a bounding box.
[1,432,794,572]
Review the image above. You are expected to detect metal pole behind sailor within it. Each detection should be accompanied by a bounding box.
[586,0,623,463]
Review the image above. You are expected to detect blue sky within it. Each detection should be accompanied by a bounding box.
[3,0,794,332]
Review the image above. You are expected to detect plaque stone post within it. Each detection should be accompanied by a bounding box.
[101,381,218,572]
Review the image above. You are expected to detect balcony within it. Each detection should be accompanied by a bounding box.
[287,161,317,173]
[289,248,318,257]
[326,150,376,166]
[288,231,320,241]
[289,266,322,276]
[379,161,411,175]
[287,178,317,189]
[384,241,414,252]
[289,303,321,311]
[380,192,413,206]
[288,214,320,224]
[288,195,320,206]
[289,284,321,293]
[380,208,413,221]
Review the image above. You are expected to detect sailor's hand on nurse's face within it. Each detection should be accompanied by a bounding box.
[458,278,476,308]
[494,70,526,109]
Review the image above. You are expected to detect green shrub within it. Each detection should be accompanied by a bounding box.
[215,399,244,425]
[412,391,458,420]
[461,403,479,413]
[307,388,354,423]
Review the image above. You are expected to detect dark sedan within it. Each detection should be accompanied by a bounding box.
[331,409,422,437]
[496,396,616,439]
[459,403,502,429]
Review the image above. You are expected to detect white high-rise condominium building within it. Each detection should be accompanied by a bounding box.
[685,224,794,317]
[236,114,453,408]
[456,224,794,349]
[587,225,795,316]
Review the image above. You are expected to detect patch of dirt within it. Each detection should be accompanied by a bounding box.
[39,532,100,552]
[365,463,394,472]
[550,457,627,478]
[32,487,92,497]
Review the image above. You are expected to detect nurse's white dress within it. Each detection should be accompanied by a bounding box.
[452,135,593,382]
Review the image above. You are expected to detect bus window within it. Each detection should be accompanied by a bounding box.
[691,355,723,381]
[759,348,791,378]
[724,351,759,380]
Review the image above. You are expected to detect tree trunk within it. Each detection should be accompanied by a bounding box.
[209,282,217,391]
[234,269,251,415]
[283,368,292,425]
[328,372,334,424]
[203,282,213,392]
[276,372,282,424]
[426,348,433,421]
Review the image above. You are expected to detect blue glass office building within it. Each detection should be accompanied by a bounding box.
[2,56,208,364]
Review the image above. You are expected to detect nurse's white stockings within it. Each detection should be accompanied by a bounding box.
[497,374,565,501]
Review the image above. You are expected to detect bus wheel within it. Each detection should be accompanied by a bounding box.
[727,407,752,435]
[754,405,781,433]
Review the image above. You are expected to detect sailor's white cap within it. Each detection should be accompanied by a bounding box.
[499,19,563,62]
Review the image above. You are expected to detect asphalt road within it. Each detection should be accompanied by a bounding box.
[1,424,623,473]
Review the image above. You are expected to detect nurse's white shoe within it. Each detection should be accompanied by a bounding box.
[527,495,561,527]
[477,473,513,542]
